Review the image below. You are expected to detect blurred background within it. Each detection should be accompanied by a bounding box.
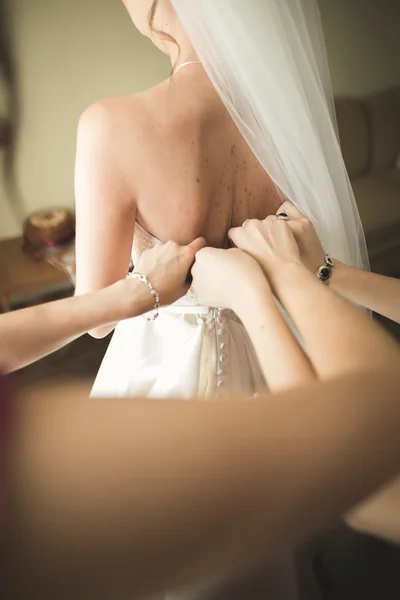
[0,0,399,387]
[0,3,399,598]
[0,0,169,238]
[0,0,399,237]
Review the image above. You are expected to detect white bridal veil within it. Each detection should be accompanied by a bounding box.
[172,0,369,270]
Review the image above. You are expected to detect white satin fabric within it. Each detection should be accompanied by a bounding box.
[91,227,299,599]
[91,222,266,399]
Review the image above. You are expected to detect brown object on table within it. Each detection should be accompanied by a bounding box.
[22,208,75,258]
[0,236,73,313]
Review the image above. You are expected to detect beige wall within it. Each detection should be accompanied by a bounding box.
[0,0,399,239]
[319,0,400,96]
[0,0,170,239]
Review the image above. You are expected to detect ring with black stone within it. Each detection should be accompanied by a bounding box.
[317,254,334,282]
[317,264,332,282]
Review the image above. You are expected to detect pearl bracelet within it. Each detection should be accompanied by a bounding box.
[130,272,160,321]
[317,254,334,283]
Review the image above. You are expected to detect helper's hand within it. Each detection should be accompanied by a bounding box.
[134,238,206,306]
[273,201,326,274]
[229,216,302,286]
[192,247,270,311]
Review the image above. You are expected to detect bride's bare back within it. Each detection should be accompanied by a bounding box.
[74,0,280,335]
[75,73,279,289]
[129,72,280,246]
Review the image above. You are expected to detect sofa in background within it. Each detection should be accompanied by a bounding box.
[335,86,400,275]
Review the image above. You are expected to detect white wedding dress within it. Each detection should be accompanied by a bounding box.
[91,224,299,600]
[91,234,297,600]
[91,2,367,597]
[91,221,267,400]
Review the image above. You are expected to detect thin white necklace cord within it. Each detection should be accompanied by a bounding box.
[173,60,202,75]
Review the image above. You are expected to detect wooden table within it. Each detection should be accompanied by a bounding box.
[0,237,73,312]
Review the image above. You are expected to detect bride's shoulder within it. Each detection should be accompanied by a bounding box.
[75,91,161,182]
[77,89,160,142]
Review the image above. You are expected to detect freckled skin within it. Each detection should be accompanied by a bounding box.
[85,73,281,250]
[74,3,283,311]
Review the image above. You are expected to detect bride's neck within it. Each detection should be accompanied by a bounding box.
[166,39,198,71]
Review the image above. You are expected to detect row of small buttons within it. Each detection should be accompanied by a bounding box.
[195,308,231,397]
[215,309,228,397]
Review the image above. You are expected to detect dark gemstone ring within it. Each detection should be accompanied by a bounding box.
[317,264,332,282]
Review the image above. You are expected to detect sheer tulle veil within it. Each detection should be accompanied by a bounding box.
[172,0,369,270]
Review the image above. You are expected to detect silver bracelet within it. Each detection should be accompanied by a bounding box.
[130,272,160,321]
[317,254,334,283]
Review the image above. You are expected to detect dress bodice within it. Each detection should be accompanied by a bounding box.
[131,221,159,264]
[132,221,199,307]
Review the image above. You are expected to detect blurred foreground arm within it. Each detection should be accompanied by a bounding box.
[230,211,400,545]
[4,369,400,599]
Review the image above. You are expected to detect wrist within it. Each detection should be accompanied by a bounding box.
[271,260,315,298]
[110,279,155,322]
[326,260,347,292]
[232,275,274,319]
[267,259,307,289]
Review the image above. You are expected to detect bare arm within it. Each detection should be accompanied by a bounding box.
[230,216,400,544]
[233,282,316,390]
[330,262,400,324]
[0,240,203,373]
[346,476,400,544]
[192,248,315,391]
[275,200,400,324]
[74,102,135,338]
[5,370,400,599]
[268,225,400,545]
[338,268,400,543]
[272,262,400,379]
[229,218,400,381]
[0,281,150,374]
